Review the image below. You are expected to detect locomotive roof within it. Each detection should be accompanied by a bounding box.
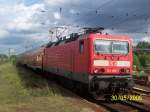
[18,32,131,57]
[45,32,131,49]
[89,33,131,40]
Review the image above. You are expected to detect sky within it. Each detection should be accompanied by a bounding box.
[0,0,150,54]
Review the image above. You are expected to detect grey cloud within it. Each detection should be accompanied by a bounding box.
[43,0,150,33]
[1,0,150,54]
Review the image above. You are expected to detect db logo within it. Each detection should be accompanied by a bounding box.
[109,61,117,66]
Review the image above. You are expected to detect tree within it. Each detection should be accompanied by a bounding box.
[133,54,142,70]
[0,54,8,61]
[10,55,16,64]
[139,54,150,68]
[136,41,150,48]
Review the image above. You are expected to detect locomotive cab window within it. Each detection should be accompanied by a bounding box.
[79,40,84,54]
[94,40,129,54]
[112,41,129,54]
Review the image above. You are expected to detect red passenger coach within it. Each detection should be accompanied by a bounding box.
[18,47,44,70]
[18,28,134,97]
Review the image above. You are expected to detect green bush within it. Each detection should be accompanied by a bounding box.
[133,54,142,71]
[139,54,150,68]
[136,41,150,48]
[10,55,17,65]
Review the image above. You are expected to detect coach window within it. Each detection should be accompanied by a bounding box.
[79,40,84,54]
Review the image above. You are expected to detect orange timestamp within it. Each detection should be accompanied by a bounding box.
[111,95,142,101]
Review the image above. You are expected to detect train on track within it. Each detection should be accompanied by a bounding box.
[17,27,134,98]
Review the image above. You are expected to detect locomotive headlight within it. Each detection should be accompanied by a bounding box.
[94,68,105,74]
[94,68,99,74]
[125,68,130,73]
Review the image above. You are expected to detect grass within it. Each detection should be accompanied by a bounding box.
[0,63,95,112]
[0,63,29,104]
[0,62,69,104]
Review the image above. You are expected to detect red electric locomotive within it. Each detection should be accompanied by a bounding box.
[18,28,134,97]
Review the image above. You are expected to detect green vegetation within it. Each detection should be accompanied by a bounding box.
[9,55,17,64]
[0,54,17,65]
[0,63,93,112]
[0,63,61,104]
[133,42,150,78]
[133,54,142,71]
[0,54,8,65]
[136,41,150,48]
[0,54,8,59]
[139,54,150,68]
[133,41,150,70]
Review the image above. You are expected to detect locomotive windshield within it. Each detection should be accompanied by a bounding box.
[94,40,129,54]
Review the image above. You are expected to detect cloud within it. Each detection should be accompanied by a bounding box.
[0,1,50,54]
[7,3,45,32]
[53,12,61,19]
[43,0,150,33]
[0,29,9,39]
[45,0,80,6]
[141,37,150,42]
[0,0,150,54]
[69,9,78,14]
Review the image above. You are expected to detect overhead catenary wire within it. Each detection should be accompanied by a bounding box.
[23,0,150,53]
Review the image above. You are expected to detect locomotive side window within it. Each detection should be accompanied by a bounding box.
[79,40,84,54]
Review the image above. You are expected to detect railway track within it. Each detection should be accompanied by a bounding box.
[66,84,150,112]
[97,100,150,112]
[120,100,150,112]
[134,79,150,87]
[70,86,150,112]
[133,87,150,95]
[83,94,150,112]
[44,73,150,112]
[95,101,135,112]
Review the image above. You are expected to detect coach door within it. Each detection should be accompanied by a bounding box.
[76,39,86,72]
